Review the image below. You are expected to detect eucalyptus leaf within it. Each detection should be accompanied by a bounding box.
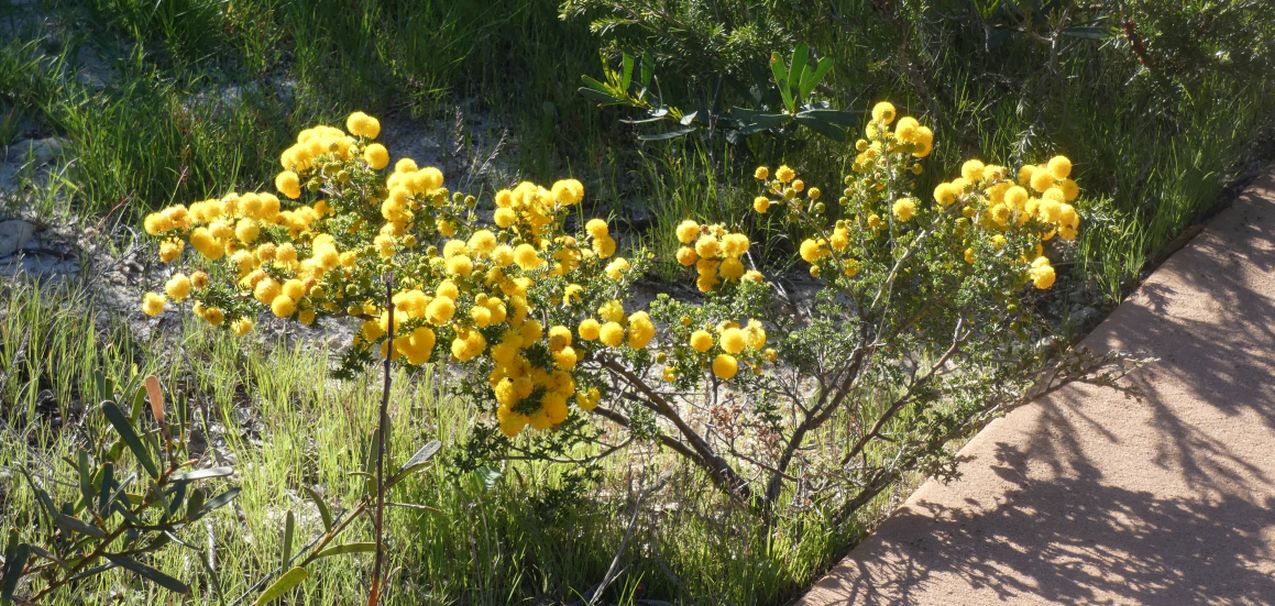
[1,542,29,603]
[102,401,159,479]
[312,542,376,560]
[170,466,233,483]
[254,566,308,605]
[304,486,333,531]
[105,554,189,594]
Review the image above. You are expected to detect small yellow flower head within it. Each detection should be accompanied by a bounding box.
[712,354,739,379]
[675,220,700,244]
[1030,167,1055,193]
[158,238,184,263]
[598,321,625,347]
[346,111,381,139]
[605,258,630,280]
[271,295,297,318]
[551,179,585,205]
[426,296,456,325]
[892,198,917,222]
[1047,155,1072,180]
[578,318,601,341]
[775,165,796,183]
[961,159,986,182]
[626,312,656,348]
[231,317,254,336]
[808,187,821,200]
[753,196,772,214]
[689,329,714,353]
[585,218,609,240]
[676,246,698,266]
[363,143,389,170]
[513,243,543,269]
[1029,257,1056,289]
[719,327,747,354]
[933,182,958,207]
[164,273,192,301]
[275,171,301,199]
[141,292,166,317]
[871,101,896,125]
[964,247,976,264]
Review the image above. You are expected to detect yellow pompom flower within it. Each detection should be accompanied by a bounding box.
[426,296,456,325]
[892,198,917,222]
[675,220,701,244]
[871,101,896,124]
[1029,257,1056,289]
[754,165,769,180]
[775,165,796,183]
[626,312,656,348]
[1029,167,1055,193]
[164,274,192,301]
[933,182,958,207]
[346,111,381,139]
[961,159,985,182]
[585,219,609,240]
[676,246,698,266]
[551,179,585,205]
[712,354,739,379]
[140,292,166,317]
[513,243,543,269]
[578,318,601,341]
[275,171,301,199]
[363,143,389,170]
[719,327,747,354]
[753,196,772,214]
[1047,155,1072,180]
[231,317,254,336]
[605,258,630,280]
[271,295,297,318]
[598,322,625,347]
[689,329,713,353]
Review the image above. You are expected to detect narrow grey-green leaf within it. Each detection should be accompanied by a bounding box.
[254,566,308,605]
[190,487,240,521]
[312,542,376,560]
[281,510,295,569]
[303,486,333,531]
[105,554,189,594]
[170,466,233,483]
[1,542,29,602]
[77,451,93,509]
[389,440,441,486]
[53,513,106,538]
[102,401,159,479]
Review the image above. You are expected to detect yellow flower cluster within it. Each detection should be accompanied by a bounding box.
[685,320,770,380]
[754,102,1083,291]
[673,220,762,292]
[140,112,639,439]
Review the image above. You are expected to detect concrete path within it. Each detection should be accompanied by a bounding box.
[800,167,1275,605]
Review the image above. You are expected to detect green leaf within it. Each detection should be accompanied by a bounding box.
[620,53,635,92]
[1,542,29,604]
[281,510,295,569]
[789,43,809,101]
[170,466,233,483]
[77,451,94,509]
[105,554,189,594]
[255,566,308,605]
[312,542,376,560]
[795,108,861,126]
[637,127,696,141]
[388,440,441,486]
[53,513,105,538]
[189,487,240,521]
[800,57,835,100]
[794,114,848,141]
[303,486,333,531]
[578,87,623,104]
[638,53,653,87]
[97,463,115,516]
[769,52,795,113]
[102,401,159,479]
[184,487,206,522]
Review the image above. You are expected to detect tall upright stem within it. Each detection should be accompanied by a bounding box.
[368,273,394,606]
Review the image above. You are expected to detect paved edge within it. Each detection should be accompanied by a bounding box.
[798,166,1275,606]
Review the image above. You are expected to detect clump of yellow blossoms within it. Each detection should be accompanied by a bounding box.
[757,101,1081,292]
[139,112,778,441]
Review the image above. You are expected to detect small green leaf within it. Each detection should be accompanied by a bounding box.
[1,542,29,603]
[77,451,93,509]
[303,486,333,531]
[189,487,240,521]
[102,401,159,479]
[97,462,114,516]
[255,566,309,605]
[620,53,635,91]
[800,57,835,100]
[170,466,233,483]
[639,52,653,87]
[769,52,795,113]
[312,542,376,560]
[53,513,106,538]
[281,510,295,569]
[105,554,189,594]
[789,43,810,101]
[388,440,441,486]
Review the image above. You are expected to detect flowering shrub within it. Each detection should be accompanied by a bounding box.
[139,105,1131,519]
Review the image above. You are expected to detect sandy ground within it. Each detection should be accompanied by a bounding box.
[799,167,1275,605]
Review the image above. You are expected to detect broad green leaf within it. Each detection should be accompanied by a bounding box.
[105,554,189,594]
[255,566,309,605]
[620,53,635,92]
[639,53,653,87]
[77,451,93,509]
[800,57,835,100]
[312,542,376,560]
[795,108,861,126]
[794,114,848,140]
[789,43,810,101]
[102,401,159,479]
[97,463,114,516]
[769,52,795,113]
